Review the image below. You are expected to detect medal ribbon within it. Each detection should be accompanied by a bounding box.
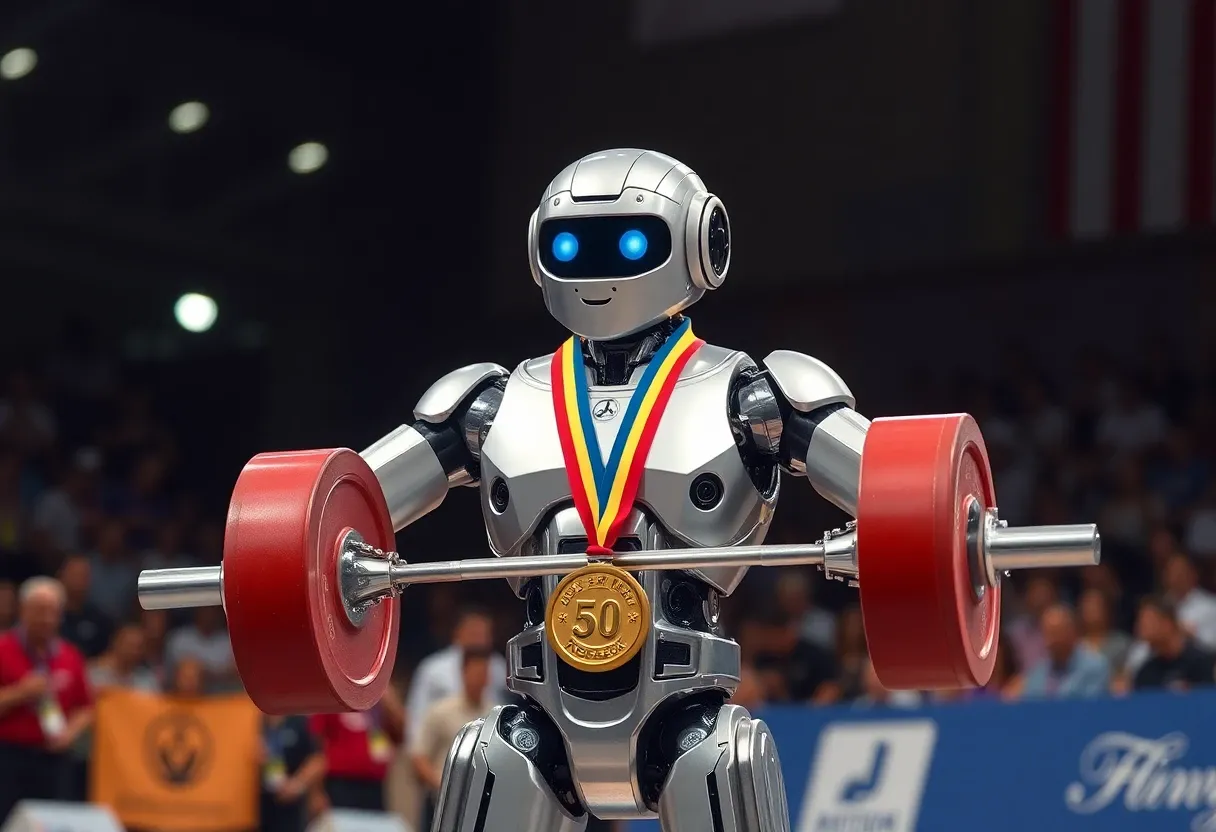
[551,318,704,555]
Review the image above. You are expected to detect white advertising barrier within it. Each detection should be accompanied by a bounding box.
[1,801,124,832]
[307,809,413,832]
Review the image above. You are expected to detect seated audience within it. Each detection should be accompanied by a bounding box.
[1021,604,1110,699]
[1132,596,1216,691]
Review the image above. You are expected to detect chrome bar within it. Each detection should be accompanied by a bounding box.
[986,523,1101,571]
[138,566,223,610]
[385,543,830,589]
[138,520,1101,614]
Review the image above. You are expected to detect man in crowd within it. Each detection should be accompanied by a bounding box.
[406,606,506,739]
[87,518,139,622]
[411,648,496,831]
[1162,552,1216,648]
[310,685,405,813]
[0,578,94,820]
[260,712,326,832]
[165,606,237,692]
[1132,596,1216,691]
[57,554,111,659]
[88,622,159,694]
[1021,604,1111,698]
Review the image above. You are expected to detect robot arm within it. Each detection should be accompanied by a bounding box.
[748,350,869,517]
[360,362,508,531]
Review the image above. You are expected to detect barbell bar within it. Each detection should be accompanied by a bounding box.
[138,515,1100,614]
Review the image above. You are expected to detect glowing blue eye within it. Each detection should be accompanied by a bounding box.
[552,231,579,262]
[619,229,648,261]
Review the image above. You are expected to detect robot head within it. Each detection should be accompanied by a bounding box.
[528,149,730,342]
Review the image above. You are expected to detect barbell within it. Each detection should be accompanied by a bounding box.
[137,413,1100,713]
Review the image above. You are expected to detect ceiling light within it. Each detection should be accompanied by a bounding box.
[288,142,328,174]
[169,101,209,134]
[0,48,37,81]
[174,293,217,333]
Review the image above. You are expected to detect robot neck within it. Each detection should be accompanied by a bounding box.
[582,316,684,386]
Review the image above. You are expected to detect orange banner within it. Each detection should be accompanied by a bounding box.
[90,690,261,832]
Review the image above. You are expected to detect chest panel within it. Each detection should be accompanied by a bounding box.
[478,342,776,558]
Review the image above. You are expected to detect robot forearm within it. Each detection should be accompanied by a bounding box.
[788,405,869,517]
[360,424,453,531]
[361,362,508,532]
[760,350,868,517]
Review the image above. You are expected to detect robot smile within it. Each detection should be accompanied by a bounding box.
[580,297,612,306]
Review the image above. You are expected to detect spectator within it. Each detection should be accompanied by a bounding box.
[0,577,93,820]
[86,518,138,622]
[737,577,837,702]
[1004,574,1057,672]
[1096,376,1168,455]
[853,659,921,709]
[1078,588,1132,675]
[1097,458,1163,551]
[58,555,112,659]
[311,687,405,813]
[169,656,206,697]
[260,713,325,832]
[1079,561,1136,632]
[406,606,506,739]
[775,570,836,653]
[1021,604,1110,699]
[139,608,169,685]
[411,649,496,830]
[815,606,867,704]
[1147,428,1210,520]
[107,452,170,548]
[88,623,159,694]
[1132,596,1216,691]
[29,451,100,559]
[165,607,236,692]
[1161,552,1216,649]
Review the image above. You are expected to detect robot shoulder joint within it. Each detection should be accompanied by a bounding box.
[413,362,509,424]
[762,350,855,413]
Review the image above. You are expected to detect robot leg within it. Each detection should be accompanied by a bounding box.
[655,702,790,832]
[430,703,589,832]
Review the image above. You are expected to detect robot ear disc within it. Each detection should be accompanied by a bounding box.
[528,209,542,287]
[687,194,730,291]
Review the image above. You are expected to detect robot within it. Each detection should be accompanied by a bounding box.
[363,149,877,832]
[138,148,1100,832]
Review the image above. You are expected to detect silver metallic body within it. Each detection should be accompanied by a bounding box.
[379,152,852,831]
[126,150,1107,829]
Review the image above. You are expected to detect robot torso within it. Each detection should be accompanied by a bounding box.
[477,338,778,819]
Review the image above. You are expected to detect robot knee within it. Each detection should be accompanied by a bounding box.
[432,705,587,832]
[655,703,790,832]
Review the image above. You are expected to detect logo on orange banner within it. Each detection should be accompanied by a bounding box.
[91,690,261,832]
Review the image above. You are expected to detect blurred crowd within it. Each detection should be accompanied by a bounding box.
[0,327,1213,831]
[727,339,1216,711]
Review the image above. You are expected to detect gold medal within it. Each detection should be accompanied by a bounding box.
[545,563,650,673]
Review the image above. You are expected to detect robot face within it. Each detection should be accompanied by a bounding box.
[537,216,673,284]
[529,149,730,342]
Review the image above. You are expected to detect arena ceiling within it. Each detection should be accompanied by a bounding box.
[0,0,499,302]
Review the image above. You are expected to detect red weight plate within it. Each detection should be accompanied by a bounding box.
[857,414,1001,690]
[222,448,399,713]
